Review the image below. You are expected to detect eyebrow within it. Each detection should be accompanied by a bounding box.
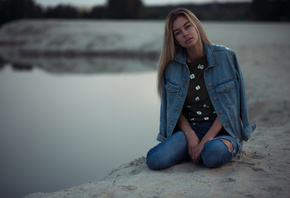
[173,21,190,33]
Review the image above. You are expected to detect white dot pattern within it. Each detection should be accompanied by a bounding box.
[183,56,216,122]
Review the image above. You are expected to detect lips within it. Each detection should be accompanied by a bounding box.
[185,37,193,44]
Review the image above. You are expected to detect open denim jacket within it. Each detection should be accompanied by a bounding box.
[157,44,256,150]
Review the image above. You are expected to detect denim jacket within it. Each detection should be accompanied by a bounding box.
[157,44,256,150]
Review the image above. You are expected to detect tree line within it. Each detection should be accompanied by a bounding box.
[1,0,289,26]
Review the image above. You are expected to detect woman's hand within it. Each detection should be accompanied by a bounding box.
[191,141,206,164]
[178,114,223,165]
[191,117,223,163]
[177,112,203,164]
[185,131,201,164]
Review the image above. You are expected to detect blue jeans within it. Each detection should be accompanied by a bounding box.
[146,121,238,169]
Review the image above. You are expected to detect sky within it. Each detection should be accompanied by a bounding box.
[34,0,252,8]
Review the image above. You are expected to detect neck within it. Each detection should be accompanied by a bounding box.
[186,41,205,62]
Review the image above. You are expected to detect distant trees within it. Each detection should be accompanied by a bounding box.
[252,0,290,21]
[144,3,252,21]
[45,5,79,19]
[107,0,145,19]
[0,0,43,25]
[0,0,290,27]
[0,0,145,25]
[83,6,107,19]
[84,0,145,19]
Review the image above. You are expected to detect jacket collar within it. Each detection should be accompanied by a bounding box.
[175,43,218,68]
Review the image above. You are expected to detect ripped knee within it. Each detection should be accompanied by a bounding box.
[221,138,234,152]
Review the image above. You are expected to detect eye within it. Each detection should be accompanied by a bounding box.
[174,31,180,36]
[185,25,191,29]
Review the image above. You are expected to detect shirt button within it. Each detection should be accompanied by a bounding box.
[208,83,212,87]
[219,110,223,114]
[213,97,217,100]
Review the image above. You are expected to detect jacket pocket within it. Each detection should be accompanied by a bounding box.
[165,81,181,105]
[216,81,236,106]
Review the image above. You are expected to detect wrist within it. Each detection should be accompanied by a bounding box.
[200,136,213,144]
[183,128,194,136]
[184,129,199,141]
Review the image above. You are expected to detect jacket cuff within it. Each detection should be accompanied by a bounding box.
[242,123,256,141]
[157,133,166,142]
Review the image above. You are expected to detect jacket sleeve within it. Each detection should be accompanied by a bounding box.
[233,52,256,141]
[157,73,167,142]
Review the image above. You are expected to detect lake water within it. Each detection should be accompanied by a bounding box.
[0,63,159,197]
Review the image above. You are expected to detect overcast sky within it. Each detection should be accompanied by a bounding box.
[34,0,252,7]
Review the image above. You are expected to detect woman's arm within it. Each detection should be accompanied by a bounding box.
[178,113,224,163]
[192,117,223,160]
[177,112,200,163]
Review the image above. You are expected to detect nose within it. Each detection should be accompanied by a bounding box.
[183,30,188,37]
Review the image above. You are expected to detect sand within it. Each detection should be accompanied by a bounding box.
[24,128,290,197]
[1,20,289,198]
[24,124,290,197]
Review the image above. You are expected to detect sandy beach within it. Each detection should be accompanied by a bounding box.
[1,20,289,197]
[25,124,290,197]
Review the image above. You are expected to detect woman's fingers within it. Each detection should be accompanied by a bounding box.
[190,144,204,164]
[188,147,198,164]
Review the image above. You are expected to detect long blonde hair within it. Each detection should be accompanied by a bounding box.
[157,8,212,96]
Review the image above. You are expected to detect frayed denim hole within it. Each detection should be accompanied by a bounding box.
[207,138,234,160]
[218,139,235,160]
[213,137,235,153]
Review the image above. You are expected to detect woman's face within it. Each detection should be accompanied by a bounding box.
[172,16,199,49]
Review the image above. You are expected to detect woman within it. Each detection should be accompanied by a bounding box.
[146,8,256,169]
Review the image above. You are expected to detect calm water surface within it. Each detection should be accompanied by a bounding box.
[0,65,159,197]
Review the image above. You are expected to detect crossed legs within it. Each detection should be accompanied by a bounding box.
[146,131,237,170]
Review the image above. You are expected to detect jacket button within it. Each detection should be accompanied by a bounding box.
[213,97,217,100]
[208,83,212,87]
[226,124,229,128]
[168,86,171,91]
[219,110,223,114]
